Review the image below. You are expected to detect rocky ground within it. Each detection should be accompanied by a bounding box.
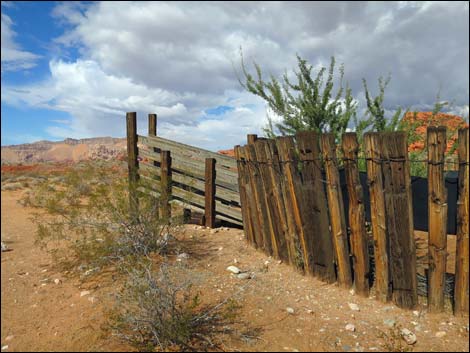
[1,184,469,352]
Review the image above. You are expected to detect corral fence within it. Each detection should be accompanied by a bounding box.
[126,112,243,228]
[234,128,469,315]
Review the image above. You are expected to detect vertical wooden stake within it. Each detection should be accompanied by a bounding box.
[427,126,448,312]
[342,133,370,296]
[205,158,216,228]
[321,133,353,288]
[364,132,391,302]
[126,112,139,221]
[160,150,172,221]
[454,127,469,315]
[247,134,258,145]
[148,113,157,137]
[381,132,417,309]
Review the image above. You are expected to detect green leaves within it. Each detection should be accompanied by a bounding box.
[238,50,357,141]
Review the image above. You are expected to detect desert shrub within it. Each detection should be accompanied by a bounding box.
[1,182,23,191]
[28,163,177,271]
[377,323,414,352]
[110,261,241,352]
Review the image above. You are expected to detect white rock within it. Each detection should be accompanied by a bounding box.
[348,303,360,311]
[226,266,241,274]
[237,273,251,280]
[345,324,356,332]
[400,328,417,345]
[286,307,295,314]
[435,331,446,338]
[233,258,238,264]
[54,279,62,285]
[1,242,9,252]
[177,253,189,259]
[218,247,223,251]
[412,310,420,317]
[210,229,219,234]
[80,290,91,297]
[88,296,98,303]
[349,289,356,295]
[1,345,8,351]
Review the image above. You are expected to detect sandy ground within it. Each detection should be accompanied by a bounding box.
[1,189,469,352]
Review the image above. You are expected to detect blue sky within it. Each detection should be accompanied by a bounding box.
[1,1,469,150]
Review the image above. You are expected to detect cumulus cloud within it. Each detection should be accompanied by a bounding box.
[2,1,469,149]
[1,10,41,72]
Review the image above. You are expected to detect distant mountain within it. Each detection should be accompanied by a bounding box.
[1,137,127,165]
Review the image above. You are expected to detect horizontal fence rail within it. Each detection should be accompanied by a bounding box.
[127,113,243,227]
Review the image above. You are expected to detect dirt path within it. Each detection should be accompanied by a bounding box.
[1,189,469,352]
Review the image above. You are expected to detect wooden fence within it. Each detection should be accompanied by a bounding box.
[234,128,469,315]
[126,112,243,227]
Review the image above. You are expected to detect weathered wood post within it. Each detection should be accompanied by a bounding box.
[205,158,216,228]
[342,132,370,296]
[364,132,391,302]
[381,132,417,309]
[454,127,469,315]
[427,126,448,312]
[160,150,172,220]
[321,133,353,288]
[126,112,139,221]
[148,113,157,137]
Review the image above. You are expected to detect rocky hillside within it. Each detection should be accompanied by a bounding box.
[1,137,127,165]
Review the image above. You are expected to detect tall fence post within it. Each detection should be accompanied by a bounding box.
[205,158,216,228]
[126,112,139,221]
[160,150,172,221]
[427,126,448,312]
[454,127,469,315]
[364,132,391,302]
[381,132,417,309]
[321,133,353,288]
[148,113,157,137]
[342,132,370,296]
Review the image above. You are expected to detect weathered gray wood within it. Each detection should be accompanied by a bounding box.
[148,113,157,137]
[364,132,391,302]
[321,133,353,288]
[427,126,448,312]
[205,158,216,228]
[296,131,336,283]
[126,112,139,220]
[160,150,172,220]
[342,132,370,296]
[454,127,469,315]
[138,134,237,169]
[381,132,417,309]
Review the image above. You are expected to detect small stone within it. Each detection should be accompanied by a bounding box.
[80,290,91,297]
[267,296,272,301]
[348,303,360,311]
[277,260,283,264]
[1,242,9,252]
[400,328,417,345]
[218,247,223,251]
[88,296,97,303]
[307,309,314,314]
[210,229,219,234]
[1,345,8,351]
[237,272,251,280]
[286,307,295,314]
[345,324,355,332]
[383,319,396,327]
[435,331,446,338]
[226,266,241,274]
[412,310,419,317]
[233,259,238,264]
[177,252,189,260]
[54,279,62,285]
[349,289,355,295]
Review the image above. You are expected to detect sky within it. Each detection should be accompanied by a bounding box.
[1,1,469,150]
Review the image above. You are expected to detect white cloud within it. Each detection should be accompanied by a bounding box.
[1,12,41,72]
[2,1,469,149]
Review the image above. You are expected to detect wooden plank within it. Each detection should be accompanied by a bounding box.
[427,126,448,312]
[276,136,309,272]
[381,132,417,309]
[296,131,336,283]
[234,146,257,246]
[321,133,353,289]
[245,141,273,255]
[138,134,237,169]
[364,132,391,302]
[342,133,370,296]
[454,127,469,315]
[138,146,238,190]
[254,140,285,260]
[126,112,139,221]
[205,158,216,228]
[263,140,290,262]
[160,150,172,220]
